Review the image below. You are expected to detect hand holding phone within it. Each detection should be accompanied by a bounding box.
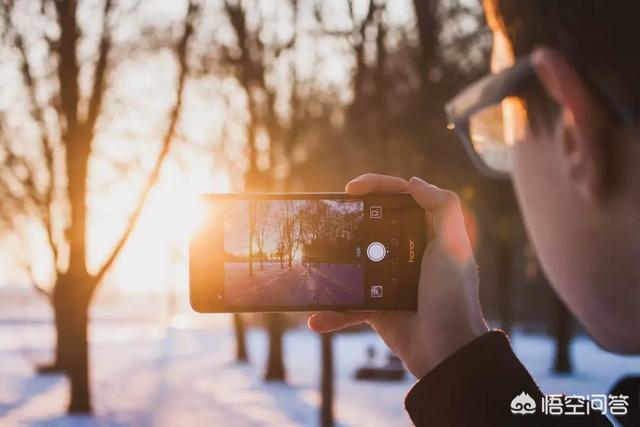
[308,174,489,379]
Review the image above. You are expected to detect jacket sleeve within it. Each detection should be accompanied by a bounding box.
[404,331,611,426]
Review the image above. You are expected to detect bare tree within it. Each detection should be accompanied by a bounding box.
[0,0,199,413]
[233,311,248,362]
[264,312,286,381]
[551,281,574,374]
[248,199,257,276]
[280,201,299,269]
[276,225,286,269]
[254,201,272,270]
[298,201,328,247]
[263,200,299,381]
[320,332,334,427]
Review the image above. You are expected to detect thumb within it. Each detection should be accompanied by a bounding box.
[307,312,373,333]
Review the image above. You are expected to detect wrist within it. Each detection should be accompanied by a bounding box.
[408,321,489,379]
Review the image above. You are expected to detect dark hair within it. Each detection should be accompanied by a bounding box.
[484,0,640,130]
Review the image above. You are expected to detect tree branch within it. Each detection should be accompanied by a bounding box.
[14,30,59,265]
[91,0,198,288]
[85,0,113,134]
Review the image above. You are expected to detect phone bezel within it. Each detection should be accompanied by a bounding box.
[189,192,422,313]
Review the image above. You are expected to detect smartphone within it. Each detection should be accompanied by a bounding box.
[189,193,426,313]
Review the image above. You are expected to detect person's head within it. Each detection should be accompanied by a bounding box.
[482,0,640,353]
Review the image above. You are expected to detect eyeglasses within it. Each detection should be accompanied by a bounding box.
[445,58,636,178]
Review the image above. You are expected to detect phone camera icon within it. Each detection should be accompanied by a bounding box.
[367,242,386,262]
[369,206,383,219]
[370,285,384,298]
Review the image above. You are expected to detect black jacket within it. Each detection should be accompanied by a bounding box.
[404,331,631,426]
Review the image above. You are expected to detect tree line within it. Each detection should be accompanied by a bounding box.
[241,199,364,272]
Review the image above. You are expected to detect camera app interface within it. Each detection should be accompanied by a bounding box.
[221,197,421,308]
[223,199,364,307]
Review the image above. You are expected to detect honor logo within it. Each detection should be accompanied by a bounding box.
[408,239,415,263]
[510,392,536,415]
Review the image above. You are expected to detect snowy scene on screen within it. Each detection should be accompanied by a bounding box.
[222,200,365,307]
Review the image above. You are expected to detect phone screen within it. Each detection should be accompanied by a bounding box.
[189,193,426,312]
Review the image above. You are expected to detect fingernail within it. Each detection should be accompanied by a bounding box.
[409,176,426,185]
[346,178,364,192]
[307,316,317,330]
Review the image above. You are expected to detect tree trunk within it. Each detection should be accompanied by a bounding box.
[264,313,286,381]
[411,0,439,108]
[65,301,91,412]
[320,333,334,427]
[233,313,248,362]
[36,299,66,373]
[51,275,93,413]
[552,294,573,374]
[36,278,94,416]
[496,242,513,336]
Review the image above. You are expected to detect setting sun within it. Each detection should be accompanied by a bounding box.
[99,167,227,294]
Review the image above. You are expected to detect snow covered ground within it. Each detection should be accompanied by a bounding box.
[1,298,639,426]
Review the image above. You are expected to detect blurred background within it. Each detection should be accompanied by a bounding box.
[0,0,638,426]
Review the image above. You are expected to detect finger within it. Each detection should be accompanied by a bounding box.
[407,176,472,263]
[345,173,409,195]
[307,312,372,333]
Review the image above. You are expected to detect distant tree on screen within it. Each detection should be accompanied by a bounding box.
[0,0,199,413]
[248,199,257,276]
[276,224,287,269]
[278,201,299,269]
[254,201,272,270]
[272,203,307,268]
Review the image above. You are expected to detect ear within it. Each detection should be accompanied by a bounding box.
[530,47,611,203]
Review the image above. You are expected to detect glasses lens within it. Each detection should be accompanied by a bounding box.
[468,97,525,174]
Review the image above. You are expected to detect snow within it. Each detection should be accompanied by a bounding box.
[1,298,639,426]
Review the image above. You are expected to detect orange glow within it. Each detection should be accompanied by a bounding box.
[98,168,228,293]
